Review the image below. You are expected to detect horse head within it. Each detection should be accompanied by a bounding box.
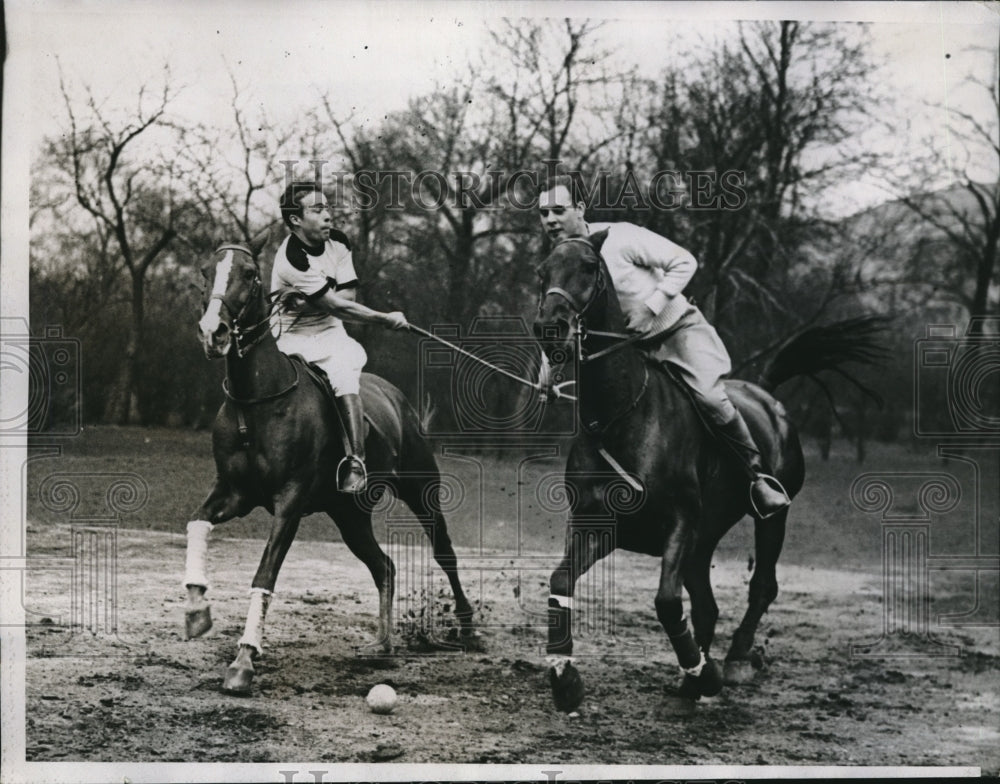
[532,230,610,364]
[197,234,269,359]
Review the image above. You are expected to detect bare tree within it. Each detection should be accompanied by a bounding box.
[883,39,1000,324]
[174,69,292,252]
[48,65,189,423]
[643,21,881,337]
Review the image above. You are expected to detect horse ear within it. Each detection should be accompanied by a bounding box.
[248,228,271,259]
[589,229,609,254]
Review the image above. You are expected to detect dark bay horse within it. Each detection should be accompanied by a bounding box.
[185,239,477,694]
[533,232,884,714]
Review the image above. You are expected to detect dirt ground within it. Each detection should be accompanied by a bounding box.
[21,520,999,773]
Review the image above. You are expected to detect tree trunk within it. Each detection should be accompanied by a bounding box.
[103,272,144,424]
[448,211,476,328]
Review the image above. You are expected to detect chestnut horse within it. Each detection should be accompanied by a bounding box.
[185,239,477,694]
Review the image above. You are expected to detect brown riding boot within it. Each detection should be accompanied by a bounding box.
[334,394,367,494]
[714,413,790,519]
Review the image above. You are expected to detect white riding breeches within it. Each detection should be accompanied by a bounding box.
[276,327,367,396]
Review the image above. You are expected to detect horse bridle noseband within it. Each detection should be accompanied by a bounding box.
[540,238,605,327]
[208,244,275,359]
[208,244,300,407]
[539,237,648,363]
[539,237,650,433]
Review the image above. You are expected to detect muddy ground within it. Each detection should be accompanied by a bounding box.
[21,521,999,773]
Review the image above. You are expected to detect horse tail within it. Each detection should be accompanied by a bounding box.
[758,315,892,405]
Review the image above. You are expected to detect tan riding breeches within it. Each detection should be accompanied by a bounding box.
[642,307,737,426]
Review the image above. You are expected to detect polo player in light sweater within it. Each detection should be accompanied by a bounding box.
[537,175,790,518]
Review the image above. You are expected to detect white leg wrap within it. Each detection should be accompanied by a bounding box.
[549,594,573,609]
[237,588,272,656]
[680,648,707,677]
[546,655,576,676]
[184,520,214,589]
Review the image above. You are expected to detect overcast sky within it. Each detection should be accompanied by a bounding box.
[17,1,997,135]
[4,0,999,221]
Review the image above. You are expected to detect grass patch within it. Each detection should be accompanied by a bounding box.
[25,426,970,568]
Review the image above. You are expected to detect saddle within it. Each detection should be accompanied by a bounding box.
[287,354,390,445]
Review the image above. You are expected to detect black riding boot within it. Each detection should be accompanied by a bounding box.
[715,413,790,519]
[334,394,367,494]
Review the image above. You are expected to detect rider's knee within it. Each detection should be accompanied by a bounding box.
[702,389,738,426]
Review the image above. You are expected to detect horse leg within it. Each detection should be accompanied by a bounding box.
[724,508,787,685]
[184,482,247,639]
[680,536,724,699]
[332,504,396,656]
[547,521,613,713]
[398,475,479,649]
[654,507,709,715]
[222,491,305,695]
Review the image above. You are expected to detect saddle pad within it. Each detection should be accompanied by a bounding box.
[286,354,391,445]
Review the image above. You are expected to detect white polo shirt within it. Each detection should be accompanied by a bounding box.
[271,232,358,336]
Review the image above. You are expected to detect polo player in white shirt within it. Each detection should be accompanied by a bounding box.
[271,181,408,493]
[538,176,790,518]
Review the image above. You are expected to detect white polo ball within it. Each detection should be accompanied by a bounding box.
[366,683,397,714]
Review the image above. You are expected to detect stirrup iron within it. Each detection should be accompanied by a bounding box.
[749,473,790,519]
[337,454,368,494]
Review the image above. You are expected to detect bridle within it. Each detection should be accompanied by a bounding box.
[539,237,649,364]
[207,244,276,359]
[537,236,651,434]
[205,243,300,407]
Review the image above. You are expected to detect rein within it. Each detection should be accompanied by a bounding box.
[541,237,655,440]
[209,244,299,406]
[541,237,649,365]
[222,365,300,405]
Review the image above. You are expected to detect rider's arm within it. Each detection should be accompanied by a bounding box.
[310,288,407,329]
[612,224,697,315]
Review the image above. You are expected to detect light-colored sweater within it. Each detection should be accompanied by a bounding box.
[588,221,697,333]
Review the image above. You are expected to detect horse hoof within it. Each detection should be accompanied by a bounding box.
[222,663,255,695]
[549,661,584,713]
[723,659,755,685]
[660,695,697,717]
[458,631,485,653]
[356,639,394,657]
[185,605,213,639]
[696,657,723,697]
